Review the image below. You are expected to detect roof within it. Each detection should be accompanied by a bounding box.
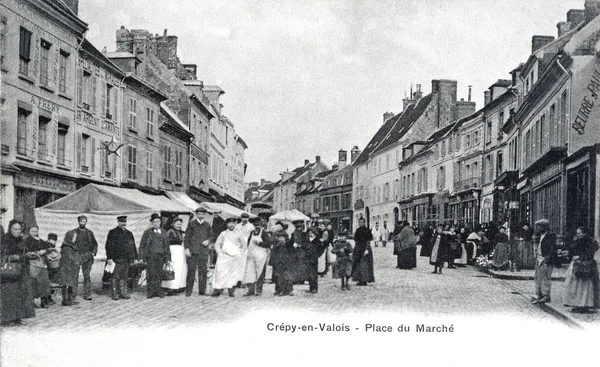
[80,39,125,77]
[490,79,511,88]
[124,73,167,102]
[236,136,248,150]
[353,93,433,166]
[160,102,192,134]
[105,51,138,59]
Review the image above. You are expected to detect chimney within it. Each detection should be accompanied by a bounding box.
[468,85,472,102]
[315,156,321,163]
[431,79,458,128]
[557,22,571,38]
[332,164,339,171]
[383,111,395,123]
[338,149,348,169]
[402,97,414,111]
[413,84,423,100]
[531,35,555,53]
[456,99,476,119]
[567,9,586,25]
[62,0,79,15]
[585,0,600,24]
[351,146,361,163]
[304,159,310,166]
[183,64,198,80]
[261,179,266,186]
[116,26,133,53]
[484,90,491,106]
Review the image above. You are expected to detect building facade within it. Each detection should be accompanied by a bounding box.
[319,152,354,233]
[0,0,86,228]
[273,156,329,212]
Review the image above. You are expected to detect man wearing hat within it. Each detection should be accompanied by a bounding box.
[105,216,137,300]
[243,217,271,296]
[271,228,295,296]
[235,213,254,288]
[59,215,98,305]
[531,219,558,304]
[184,207,213,296]
[212,217,246,297]
[139,213,171,298]
[305,227,326,293]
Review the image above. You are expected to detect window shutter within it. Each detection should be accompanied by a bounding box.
[91,76,97,112]
[99,147,105,178]
[90,137,96,173]
[77,70,83,105]
[76,134,82,169]
[101,84,106,118]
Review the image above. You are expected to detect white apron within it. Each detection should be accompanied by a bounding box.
[244,230,269,284]
[212,230,244,289]
[455,243,468,265]
[162,245,187,289]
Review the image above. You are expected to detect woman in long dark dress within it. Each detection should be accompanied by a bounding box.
[429,224,451,274]
[491,227,510,270]
[563,227,600,313]
[1,220,35,326]
[394,221,417,269]
[352,217,374,285]
[24,226,53,308]
[420,226,434,257]
[515,222,535,270]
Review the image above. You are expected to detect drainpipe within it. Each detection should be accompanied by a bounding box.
[556,55,573,238]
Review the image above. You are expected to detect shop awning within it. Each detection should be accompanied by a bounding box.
[165,191,209,213]
[198,202,256,220]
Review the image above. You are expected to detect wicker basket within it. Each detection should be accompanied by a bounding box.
[46,250,61,269]
[26,253,47,278]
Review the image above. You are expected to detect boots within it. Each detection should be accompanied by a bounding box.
[211,289,222,297]
[62,287,71,306]
[243,283,256,297]
[111,279,119,300]
[68,287,79,305]
[119,280,130,299]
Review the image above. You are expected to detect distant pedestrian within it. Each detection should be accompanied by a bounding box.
[139,213,171,299]
[563,227,600,313]
[332,230,353,290]
[491,227,510,270]
[211,217,246,297]
[531,219,558,304]
[352,217,375,285]
[184,207,213,296]
[381,221,390,248]
[105,216,137,300]
[514,222,535,270]
[270,228,294,296]
[394,221,417,269]
[59,215,98,304]
[430,224,451,274]
[371,222,381,247]
[162,217,187,296]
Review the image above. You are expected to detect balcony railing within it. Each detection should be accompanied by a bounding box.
[455,176,480,191]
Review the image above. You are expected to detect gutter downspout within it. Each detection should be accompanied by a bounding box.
[74,30,87,180]
[556,55,572,239]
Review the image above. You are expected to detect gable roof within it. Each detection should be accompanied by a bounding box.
[353,93,433,166]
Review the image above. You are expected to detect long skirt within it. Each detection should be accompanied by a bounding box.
[455,243,468,266]
[162,245,187,290]
[352,244,375,283]
[465,241,477,264]
[333,257,352,279]
[563,261,600,308]
[58,247,81,288]
[33,268,52,298]
[146,253,166,296]
[420,241,432,257]
[397,246,417,269]
[491,243,510,270]
[212,252,242,289]
[516,239,535,269]
[243,244,269,284]
[318,246,329,275]
[1,270,35,322]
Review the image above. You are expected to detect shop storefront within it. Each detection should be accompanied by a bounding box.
[565,146,598,239]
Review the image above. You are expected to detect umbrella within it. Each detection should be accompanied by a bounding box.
[270,209,310,222]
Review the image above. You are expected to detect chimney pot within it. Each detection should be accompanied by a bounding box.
[468,85,472,102]
[121,25,125,29]
[163,29,168,37]
[304,159,309,165]
[383,111,395,123]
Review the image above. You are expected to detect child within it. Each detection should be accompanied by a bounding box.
[46,233,59,305]
[332,231,353,290]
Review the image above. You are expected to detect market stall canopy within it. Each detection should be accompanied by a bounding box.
[197,202,256,220]
[165,191,213,213]
[34,184,191,259]
[269,209,310,222]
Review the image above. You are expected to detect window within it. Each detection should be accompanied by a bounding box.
[0,16,7,67]
[17,108,29,156]
[441,140,446,157]
[486,120,492,143]
[448,136,453,153]
[129,98,137,128]
[332,195,340,211]
[540,113,547,153]
[384,182,390,201]
[77,134,90,172]
[465,134,471,148]
[39,40,51,86]
[497,151,503,176]
[438,166,445,190]
[146,107,155,136]
[175,150,183,182]
[534,120,540,157]
[127,145,137,180]
[19,27,32,76]
[434,144,439,158]
[105,84,114,119]
[37,115,50,161]
[473,131,479,145]
[163,146,172,180]
[455,132,460,151]
[549,104,556,146]
[57,126,67,165]
[91,76,97,112]
[473,162,478,178]
[498,111,504,137]
[59,51,69,94]
[485,155,492,183]
[145,150,153,186]
[560,90,568,145]
[525,130,532,166]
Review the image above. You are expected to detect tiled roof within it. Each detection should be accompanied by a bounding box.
[353,93,433,166]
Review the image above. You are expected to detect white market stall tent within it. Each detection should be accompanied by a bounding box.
[34,184,191,259]
[267,209,311,233]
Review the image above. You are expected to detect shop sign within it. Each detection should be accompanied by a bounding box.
[15,171,75,194]
[509,201,520,209]
[570,55,600,154]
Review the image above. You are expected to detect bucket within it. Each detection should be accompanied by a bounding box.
[27,253,47,278]
[46,250,61,269]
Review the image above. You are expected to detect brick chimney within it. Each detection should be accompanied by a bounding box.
[338,149,348,169]
[413,84,423,100]
[304,159,310,166]
[568,9,586,25]
[431,79,458,128]
[531,35,555,53]
[62,0,79,15]
[351,146,361,163]
[585,0,600,24]
[456,99,476,119]
[183,64,197,80]
[315,156,321,163]
[484,90,491,106]
[383,111,395,123]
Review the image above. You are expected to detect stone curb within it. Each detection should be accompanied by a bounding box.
[481,267,566,281]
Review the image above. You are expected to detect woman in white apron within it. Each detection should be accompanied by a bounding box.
[212,217,246,297]
[243,218,271,296]
[162,218,187,295]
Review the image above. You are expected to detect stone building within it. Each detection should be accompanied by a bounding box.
[245,179,276,219]
[273,156,330,212]
[0,0,86,228]
[318,149,355,233]
[352,80,475,234]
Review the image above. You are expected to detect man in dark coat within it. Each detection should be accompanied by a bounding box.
[269,222,288,295]
[105,216,137,300]
[272,229,296,296]
[139,213,171,299]
[60,215,98,304]
[531,219,558,304]
[352,217,375,285]
[291,220,309,286]
[184,207,213,296]
[304,227,326,293]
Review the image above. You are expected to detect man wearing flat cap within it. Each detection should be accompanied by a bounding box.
[531,219,558,304]
[184,207,213,296]
[105,216,137,300]
[59,215,98,305]
[140,213,171,298]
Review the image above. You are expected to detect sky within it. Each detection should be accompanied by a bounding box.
[79,0,584,183]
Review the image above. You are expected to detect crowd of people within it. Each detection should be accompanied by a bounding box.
[0,209,377,326]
